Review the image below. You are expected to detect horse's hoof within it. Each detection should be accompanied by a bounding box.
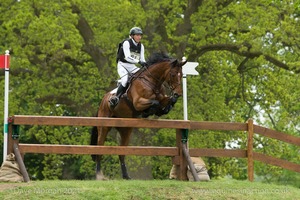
[96,176,109,181]
[96,173,109,181]
[123,176,132,180]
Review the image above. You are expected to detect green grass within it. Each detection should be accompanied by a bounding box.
[0,179,299,200]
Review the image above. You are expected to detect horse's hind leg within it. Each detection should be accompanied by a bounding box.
[95,155,105,180]
[96,126,110,180]
[119,155,131,180]
[117,127,133,180]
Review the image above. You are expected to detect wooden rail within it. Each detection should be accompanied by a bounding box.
[7,115,300,181]
[10,115,190,129]
[18,144,178,156]
[254,125,300,146]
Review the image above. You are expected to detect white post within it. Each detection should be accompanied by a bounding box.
[182,75,188,120]
[182,57,188,120]
[181,58,199,121]
[3,50,10,161]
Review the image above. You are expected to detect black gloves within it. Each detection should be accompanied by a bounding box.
[139,61,148,67]
[170,95,178,106]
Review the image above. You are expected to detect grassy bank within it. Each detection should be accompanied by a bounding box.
[0,179,299,200]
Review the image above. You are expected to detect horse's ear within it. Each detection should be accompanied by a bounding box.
[170,59,187,67]
[170,59,178,65]
[179,59,187,67]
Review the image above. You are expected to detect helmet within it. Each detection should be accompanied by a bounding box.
[129,27,143,35]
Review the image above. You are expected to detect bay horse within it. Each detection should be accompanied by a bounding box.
[91,52,187,180]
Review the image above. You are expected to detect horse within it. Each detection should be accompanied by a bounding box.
[90,52,187,180]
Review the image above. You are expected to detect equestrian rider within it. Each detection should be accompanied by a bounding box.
[109,27,147,107]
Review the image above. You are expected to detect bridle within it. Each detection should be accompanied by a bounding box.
[166,68,182,96]
[142,60,182,96]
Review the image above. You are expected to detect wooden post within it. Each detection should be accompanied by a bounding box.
[7,119,19,154]
[247,118,254,182]
[176,129,187,180]
[13,143,30,182]
[182,143,200,181]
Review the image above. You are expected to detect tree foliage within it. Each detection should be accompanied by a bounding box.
[0,0,299,186]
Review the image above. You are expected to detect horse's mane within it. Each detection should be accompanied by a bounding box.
[146,52,173,66]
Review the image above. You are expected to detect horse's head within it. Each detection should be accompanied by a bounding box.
[166,59,187,99]
[144,52,186,98]
[167,59,187,98]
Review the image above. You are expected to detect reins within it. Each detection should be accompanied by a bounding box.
[141,60,179,94]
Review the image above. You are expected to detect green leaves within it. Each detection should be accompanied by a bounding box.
[0,0,299,185]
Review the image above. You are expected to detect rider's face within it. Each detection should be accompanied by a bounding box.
[132,34,142,43]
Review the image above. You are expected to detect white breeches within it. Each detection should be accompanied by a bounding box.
[117,61,139,87]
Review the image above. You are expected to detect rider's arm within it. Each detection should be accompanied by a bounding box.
[139,44,145,63]
[123,41,139,64]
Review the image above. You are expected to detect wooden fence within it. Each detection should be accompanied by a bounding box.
[7,115,300,181]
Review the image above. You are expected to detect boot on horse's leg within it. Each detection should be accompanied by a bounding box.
[142,100,160,118]
[119,155,131,180]
[109,84,126,108]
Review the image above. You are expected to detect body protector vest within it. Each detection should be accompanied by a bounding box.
[116,38,141,63]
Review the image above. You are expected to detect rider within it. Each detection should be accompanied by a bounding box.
[109,27,147,107]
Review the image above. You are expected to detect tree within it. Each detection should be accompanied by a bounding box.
[0,0,299,186]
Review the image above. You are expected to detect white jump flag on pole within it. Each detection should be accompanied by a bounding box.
[1,50,10,162]
[182,57,199,121]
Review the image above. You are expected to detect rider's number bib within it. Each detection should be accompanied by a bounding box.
[131,52,140,61]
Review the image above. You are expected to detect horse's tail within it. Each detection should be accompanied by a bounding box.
[90,126,98,146]
[90,123,98,162]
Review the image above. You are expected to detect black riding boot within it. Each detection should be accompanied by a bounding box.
[109,85,126,108]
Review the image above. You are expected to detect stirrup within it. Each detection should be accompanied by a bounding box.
[109,96,119,107]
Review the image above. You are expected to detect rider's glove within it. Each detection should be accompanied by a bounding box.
[139,61,148,67]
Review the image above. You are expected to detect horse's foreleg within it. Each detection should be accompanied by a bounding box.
[133,96,157,111]
[117,127,133,180]
[141,100,160,118]
[155,95,179,116]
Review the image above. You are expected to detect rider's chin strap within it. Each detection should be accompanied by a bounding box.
[130,36,140,45]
